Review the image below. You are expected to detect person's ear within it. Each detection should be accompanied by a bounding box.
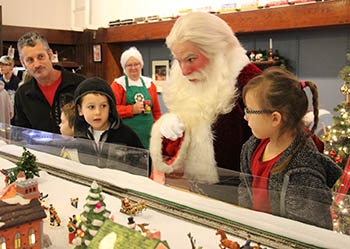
[48,49,54,61]
[77,104,83,116]
[271,111,282,127]
[19,57,26,69]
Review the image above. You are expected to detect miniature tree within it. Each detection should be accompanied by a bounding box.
[13,147,40,179]
[73,181,111,248]
[321,52,350,234]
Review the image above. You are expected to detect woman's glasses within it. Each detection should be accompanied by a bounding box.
[126,63,141,68]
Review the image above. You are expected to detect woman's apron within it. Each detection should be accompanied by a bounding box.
[123,76,154,149]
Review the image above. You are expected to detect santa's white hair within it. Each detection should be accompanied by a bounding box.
[164,12,250,125]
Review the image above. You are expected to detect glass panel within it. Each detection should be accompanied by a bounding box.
[158,163,349,233]
[1,123,349,247]
[0,123,149,177]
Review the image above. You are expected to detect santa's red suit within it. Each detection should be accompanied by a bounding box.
[150,62,262,184]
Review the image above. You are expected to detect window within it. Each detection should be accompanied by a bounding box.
[14,233,21,249]
[0,237,6,249]
[28,228,36,245]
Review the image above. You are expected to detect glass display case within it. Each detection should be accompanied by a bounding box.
[0,123,349,248]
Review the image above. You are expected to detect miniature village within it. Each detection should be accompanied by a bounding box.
[0,147,268,248]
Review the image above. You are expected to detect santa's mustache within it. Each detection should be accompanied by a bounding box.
[184,70,207,82]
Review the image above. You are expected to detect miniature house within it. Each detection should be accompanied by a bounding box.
[87,219,170,249]
[0,172,46,249]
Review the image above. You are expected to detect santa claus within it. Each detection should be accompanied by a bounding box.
[150,12,262,185]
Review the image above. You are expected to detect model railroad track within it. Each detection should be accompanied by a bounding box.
[0,151,322,249]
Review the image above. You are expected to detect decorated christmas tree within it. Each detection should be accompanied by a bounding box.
[321,52,350,235]
[73,181,111,248]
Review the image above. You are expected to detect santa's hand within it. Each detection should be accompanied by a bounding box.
[160,114,185,141]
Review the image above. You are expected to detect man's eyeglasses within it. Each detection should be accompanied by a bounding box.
[126,63,141,68]
[244,107,273,115]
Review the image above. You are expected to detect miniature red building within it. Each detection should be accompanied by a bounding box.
[0,172,46,249]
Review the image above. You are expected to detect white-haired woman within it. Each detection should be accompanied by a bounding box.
[111,47,161,149]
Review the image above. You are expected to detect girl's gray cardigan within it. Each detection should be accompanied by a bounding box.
[238,135,342,230]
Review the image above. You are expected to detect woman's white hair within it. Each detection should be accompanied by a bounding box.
[120,46,144,74]
[166,12,244,59]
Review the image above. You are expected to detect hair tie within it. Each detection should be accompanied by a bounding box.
[300,81,306,89]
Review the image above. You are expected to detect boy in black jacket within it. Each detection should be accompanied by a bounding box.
[74,77,145,168]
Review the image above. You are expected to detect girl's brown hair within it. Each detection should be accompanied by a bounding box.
[242,67,319,173]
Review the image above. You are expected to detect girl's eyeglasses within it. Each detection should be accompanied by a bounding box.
[244,107,273,115]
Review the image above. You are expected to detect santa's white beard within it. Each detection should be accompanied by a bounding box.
[163,55,238,126]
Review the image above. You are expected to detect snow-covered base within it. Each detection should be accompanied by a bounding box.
[0,145,349,248]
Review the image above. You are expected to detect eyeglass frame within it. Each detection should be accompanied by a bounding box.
[125,63,141,69]
[244,107,273,115]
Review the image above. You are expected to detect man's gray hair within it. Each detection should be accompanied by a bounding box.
[17,32,50,58]
[166,12,243,59]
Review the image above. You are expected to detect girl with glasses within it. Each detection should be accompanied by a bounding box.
[239,67,342,230]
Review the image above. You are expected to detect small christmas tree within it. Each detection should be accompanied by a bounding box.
[13,147,40,179]
[73,181,111,248]
[322,52,350,170]
[321,52,350,235]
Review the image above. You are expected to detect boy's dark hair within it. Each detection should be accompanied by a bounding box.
[243,67,319,173]
[61,102,75,128]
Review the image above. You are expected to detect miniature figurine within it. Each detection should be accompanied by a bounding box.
[48,204,61,227]
[128,216,136,230]
[216,229,240,249]
[137,223,161,240]
[255,53,263,61]
[72,214,78,225]
[187,232,203,249]
[253,242,262,249]
[70,197,79,208]
[137,223,149,234]
[1,169,16,185]
[120,197,146,215]
[39,192,48,203]
[240,234,252,249]
[67,217,77,244]
[249,51,256,61]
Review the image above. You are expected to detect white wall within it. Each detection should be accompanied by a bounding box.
[0,0,72,30]
[0,0,235,30]
[90,0,226,28]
